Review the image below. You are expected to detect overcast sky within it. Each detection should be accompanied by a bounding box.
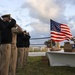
[0,0,75,46]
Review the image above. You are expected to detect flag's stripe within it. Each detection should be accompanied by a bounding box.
[61,26,70,30]
[51,35,65,38]
[51,31,65,35]
[61,24,70,28]
[61,24,72,38]
[51,36,71,41]
[51,38,65,41]
[61,25,70,32]
[51,35,66,38]
[51,38,65,42]
[61,31,72,36]
[51,36,66,40]
[51,37,65,41]
[61,28,70,32]
[61,24,69,27]
[51,31,66,42]
[51,31,66,36]
[66,35,72,38]
[61,29,70,32]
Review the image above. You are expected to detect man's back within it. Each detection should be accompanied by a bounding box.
[17,32,25,47]
[1,19,16,44]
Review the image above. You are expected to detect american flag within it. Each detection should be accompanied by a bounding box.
[50,19,73,42]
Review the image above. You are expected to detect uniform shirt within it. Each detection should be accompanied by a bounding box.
[17,32,25,48]
[1,19,16,44]
[23,34,31,47]
[0,18,5,45]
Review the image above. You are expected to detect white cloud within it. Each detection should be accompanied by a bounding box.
[21,0,75,24]
[21,0,67,23]
[27,0,60,18]
[29,20,50,33]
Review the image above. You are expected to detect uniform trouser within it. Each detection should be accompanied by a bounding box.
[23,48,27,65]
[0,44,11,75]
[17,48,24,68]
[9,44,17,75]
[23,48,29,65]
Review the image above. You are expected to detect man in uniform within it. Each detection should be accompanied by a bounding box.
[9,24,22,75]
[0,17,5,74]
[0,14,16,75]
[17,32,25,69]
[23,31,31,65]
[0,18,4,45]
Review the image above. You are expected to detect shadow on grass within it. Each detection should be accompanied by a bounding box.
[16,56,75,75]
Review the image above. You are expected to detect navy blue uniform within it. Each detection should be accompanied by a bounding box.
[1,19,16,44]
[0,19,5,45]
[17,32,25,48]
[24,34,31,48]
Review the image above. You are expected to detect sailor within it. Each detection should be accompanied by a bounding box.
[17,32,25,68]
[0,14,16,75]
[23,31,31,65]
[9,24,22,75]
[0,17,5,74]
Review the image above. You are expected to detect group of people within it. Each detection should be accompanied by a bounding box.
[0,14,31,75]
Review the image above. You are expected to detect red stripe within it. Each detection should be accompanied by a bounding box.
[51,38,65,42]
[62,32,72,36]
[61,27,70,30]
[61,29,70,32]
[51,31,66,40]
[51,36,66,39]
[51,32,65,36]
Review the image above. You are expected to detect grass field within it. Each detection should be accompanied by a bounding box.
[16,56,75,75]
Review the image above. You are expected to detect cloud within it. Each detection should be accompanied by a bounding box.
[29,21,50,33]
[21,0,75,24]
[25,20,50,39]
[28,21,50,45]
[21,0,67,23]
[29,27,50,45]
